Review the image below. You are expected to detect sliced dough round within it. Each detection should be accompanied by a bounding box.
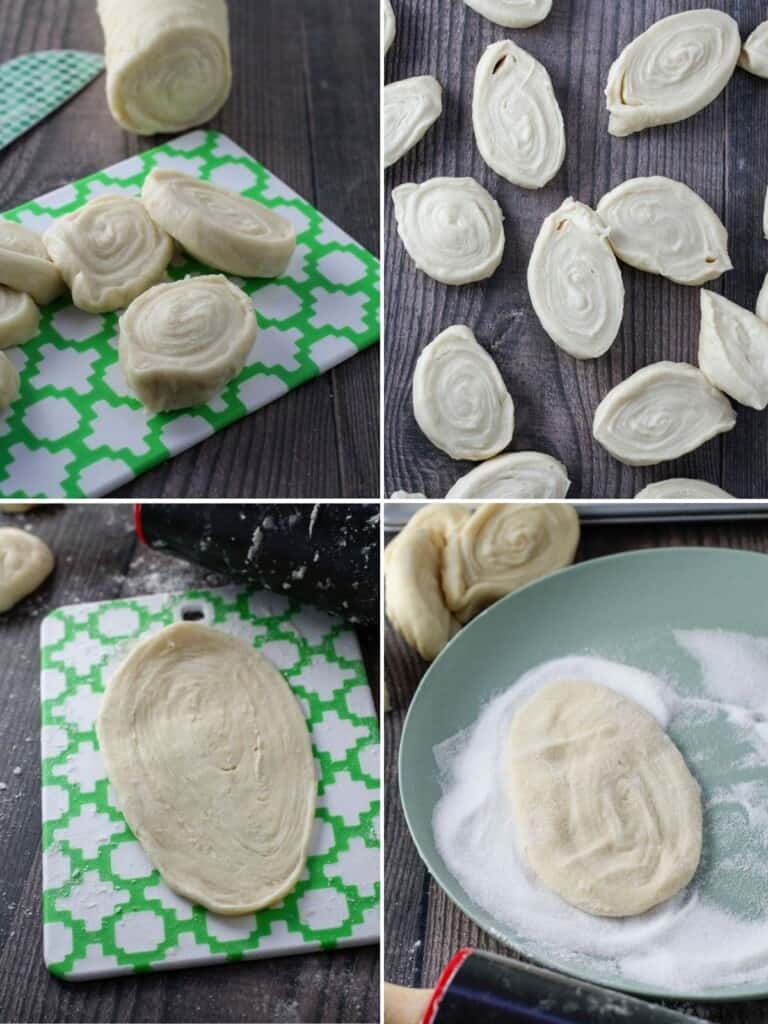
[473,39,565,189]
[463,0,551,29]
[0,352,19,408]
[593,361,736,466]
[43,196,173,314]
[756,273,768,323]
[0,287,39,349]
[763,186,768,241]
[119,274,257,413]
[698,290,768,410]
[740,21,768,79]
[390,490,428,499]
[383,0,396,55]
[442,502,579,624]
[605,9,740,137]
[446,451,571,499]
[392,177,505,286]
[96,623,315,914]
[385,503,472,570]
[0,221,64,306]
[384,77,443,169]
[635,478,733,499]
[597,177,731,285]
[505,681,702,917]
[528,198,624,359]
[413,325,514,461]
[142,169,296,279]
[0,527,54,613]
[0,504,35,512]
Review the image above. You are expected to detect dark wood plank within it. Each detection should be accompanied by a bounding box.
[384,0,766,498]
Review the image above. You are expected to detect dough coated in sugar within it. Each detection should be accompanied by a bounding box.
[0,287,39,349]
[0,221,64,306]
[740,21,768,79]
[446,451,571,499]
[96,623,316,914]
[635,478,733,499]
[0,352,19,408]
[119,274,257,412]
[463,0,551,29]
[383,0,396,55]
[384,77,443,169]
[0,527,54,612]
[698,290,768,410]
[142,169,296,279]
[505,681,702,917]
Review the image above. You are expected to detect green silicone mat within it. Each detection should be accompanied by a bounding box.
[40,585,380,979]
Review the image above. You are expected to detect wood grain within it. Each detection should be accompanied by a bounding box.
[384,0,768,498]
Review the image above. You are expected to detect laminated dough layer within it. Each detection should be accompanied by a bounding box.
[0,287,39,349]
[142,169,296,279]
[384,77,443,169]
[739,20,768,78]
[446,451,571,499]
[97,0,232,134]
[463,0,551,29]
[635,478,733,499]
[0,221,64,306]
[0,527,54,612]
[505,681,702,917]
[0,352,19,408]
[96,623,316,915]
[698,290,768,410]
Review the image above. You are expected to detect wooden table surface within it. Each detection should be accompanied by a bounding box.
[384,0,768,499]
[385,514,768,1023]
[0,505,380,1024]
[0,0,379,500]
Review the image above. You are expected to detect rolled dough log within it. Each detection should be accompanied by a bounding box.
[0,222,64,306]
[0,352,19,408]
[0,286,39,349]
[0,527,54,612]
[445,451,571,499]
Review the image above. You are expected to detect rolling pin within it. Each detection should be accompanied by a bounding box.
[385,950,705,1024]
[134,503,379,626]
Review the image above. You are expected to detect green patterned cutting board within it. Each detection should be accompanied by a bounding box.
[1,129,380,498]
[40,585,380,980]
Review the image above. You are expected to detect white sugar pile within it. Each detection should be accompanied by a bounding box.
[433,632,768,991]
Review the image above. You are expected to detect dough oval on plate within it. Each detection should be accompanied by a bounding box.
[392,177,505,286]
[528,198,624,359]
[383,0,396,54]
[0,287,39,349]
[0,352,19,408]
[446,451,571,499]
[593,361,736,466]
[473,39,565,189]
[605,9,740,137]
[463,0,551,29]
[0,221,64,306]
[505,680,702,917]
[740,20,768,78]
[412,324,514,461]
[635,478,733,499]
[597,177,731,285]
[0,527,54,613]
[384,76,443,169]
[698,290,768,410]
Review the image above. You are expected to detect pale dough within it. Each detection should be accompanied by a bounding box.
[463,0,551,29]
[0,527,54,613]
[698,290,768,410]
[505,681,702,917]
[97,0,232,134]
[390,490,428,499]
[473,39,565,189]
[446,451,571,499]
[96,622,316,914]
[0,352,19,408]
[118,274,257,412]
[763,185,768,241]
[740,21,768,79]
[0,286,39,349]
[383,0,396,55]
[0,221,64,306]
[384,77,443,169]
[757,273,768,323]
[635,478,733,499]
[0,504,35,512]
[142,169,296,279]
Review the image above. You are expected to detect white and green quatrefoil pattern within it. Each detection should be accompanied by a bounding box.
[0,130,380,498]
[40,587,380,980]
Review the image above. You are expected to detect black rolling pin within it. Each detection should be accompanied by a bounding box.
[385,950,705,1024]
[134,504,379,626]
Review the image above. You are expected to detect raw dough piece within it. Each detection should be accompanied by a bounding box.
[118,274,257,412]
[142,169,296,279]
[392,177,505,286]
[0,527,54,612]
[43,196,173,314]
[597,177,731,285]
[97,0,232,134]
[0,287,39,349]
[757,273,768,323]
[412,325,514,461]
[593,362,736,466]
[635,478,733,499]
[446,452,571,499]
[505,681,702,917]
[442,502,579,624]
[384,503,471,570]
[528,198,624,359]
[473,40,565,189]
[0,504,35,512]
[698,290,768,410]
[390,490,428,499]
[0,353,19,408]
[764,186,768,240]
[463,0,551,29]
[96,623,315,914]
[384,77,443,169]
[740,21,768,79]
[383,0,396,55]
[0,221,64,306]
[605,10,740,137]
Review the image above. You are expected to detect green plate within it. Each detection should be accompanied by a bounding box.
[399,547,768,1002]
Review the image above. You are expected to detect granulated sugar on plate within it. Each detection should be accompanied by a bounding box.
[432,631,768,993]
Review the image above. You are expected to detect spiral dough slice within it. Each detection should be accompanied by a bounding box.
[528,198,624,359]
[463,0,551,29]
[413,325,514,461]
[597,177,731,286]
[392,177,505,286]
[0,221,64,306]
[383,0,396,55]
[0,287,39,350]
[0,527,54,613]
[142,169,296,279]
[119,274,257,412]
[446,451,571,499]
[505,681,702,917]
[384,77,443,169]
[593,361,736,466]
[635,478,733,499]
[473,39,565,189]
[0,352,19,409]
[605,10,740,137]
[740,21,768,79]
[698,290,768,411]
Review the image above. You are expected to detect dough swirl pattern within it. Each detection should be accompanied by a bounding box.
[0,287,39,350]
[446,451,571,499]
[0,526,54,613]
[463,0,552,29]
[0,221,64,306]
[698,290,768,410]
[384,76,443,169]
[635,478,733,499]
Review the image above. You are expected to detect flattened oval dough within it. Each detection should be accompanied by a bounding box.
[635,478,733,499]
[0,352,19,408]
[0,287,39,349]
[757,272,768,323]
[446,451,571,499]
[0,527,54,613]
[593,361,736,466]
[384,76,443,169]
[142,169,296,279]
[740,20,768,78]
[528,198,624,359]
[392,177,505,286]
[698,290,768,410]
[473,39,565,189]
[96,623,316,914]
[505,681,702,917]
[464,0,551,29]
[0,221,64,306]
[383,0,396,55]
[597,177,732,285]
